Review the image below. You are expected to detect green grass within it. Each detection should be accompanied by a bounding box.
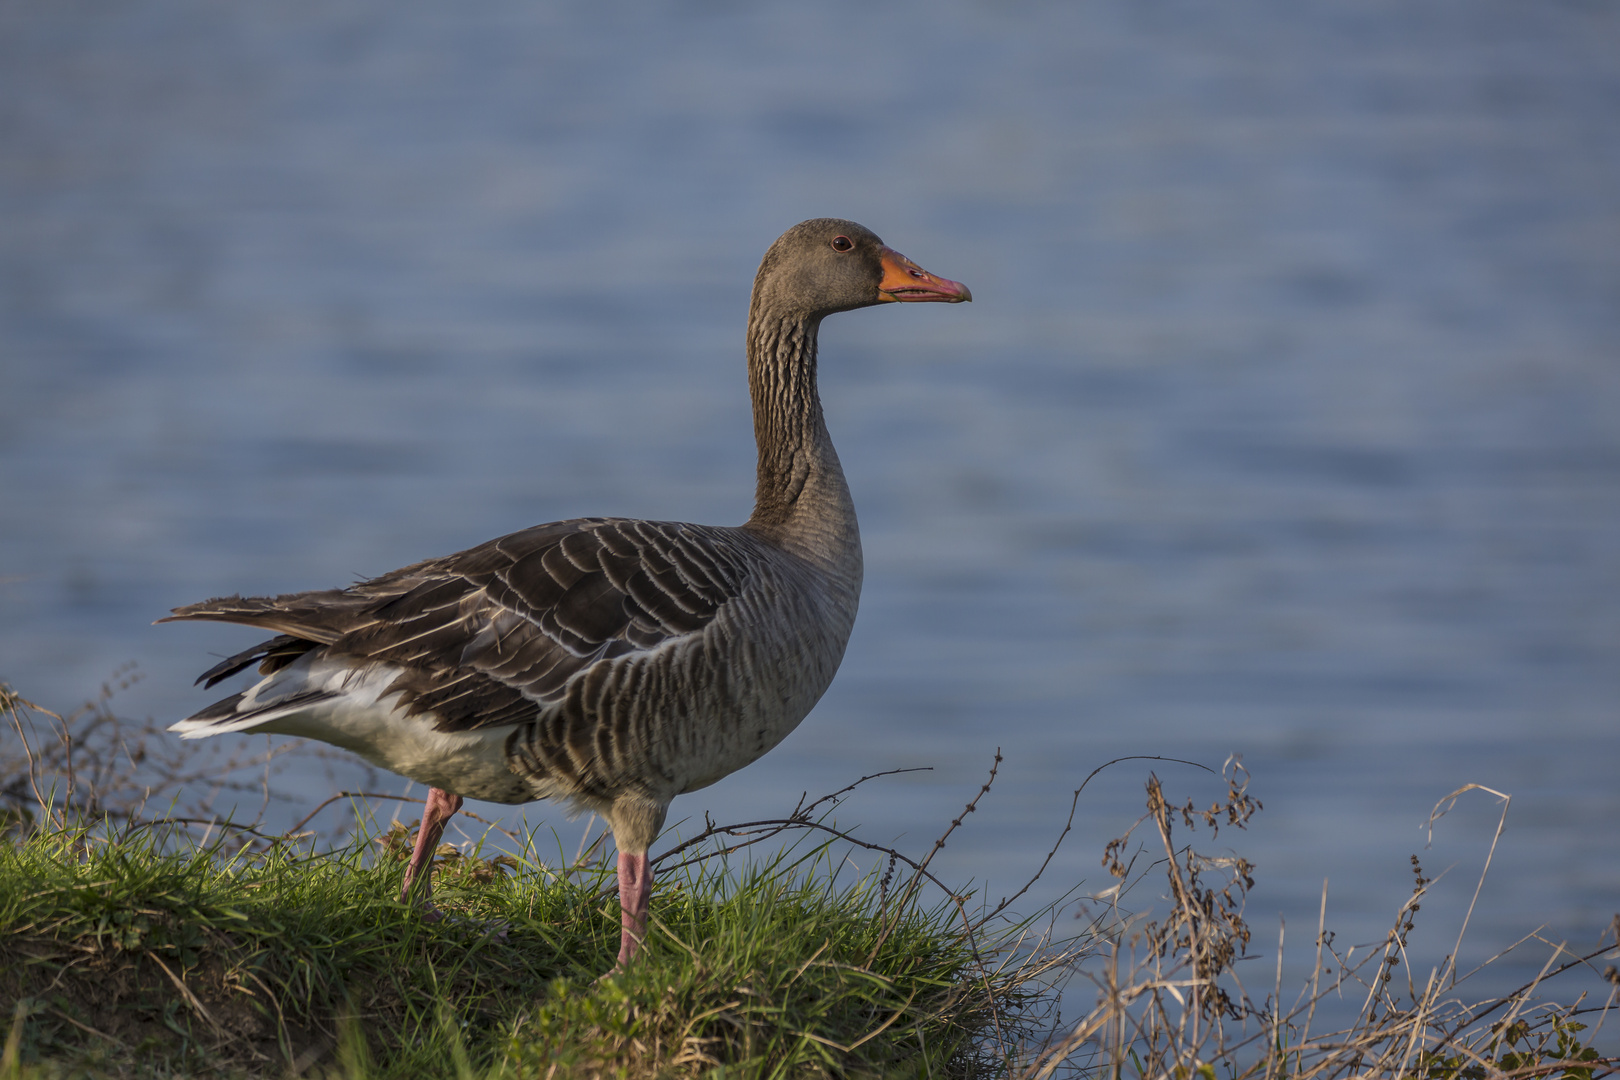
[0,822,1018,1079]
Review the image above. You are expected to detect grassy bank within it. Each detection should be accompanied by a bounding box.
[2,685,1039,1077]
[4,682,1617,1078]
[0,822,1013,1077]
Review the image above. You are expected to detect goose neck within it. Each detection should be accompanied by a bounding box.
[743,311,858,565]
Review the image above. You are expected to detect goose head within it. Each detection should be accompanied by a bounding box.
[751,218,972,320]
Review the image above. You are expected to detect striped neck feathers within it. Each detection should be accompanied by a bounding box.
[743,310,858,566]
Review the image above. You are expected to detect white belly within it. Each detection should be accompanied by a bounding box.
[262,702,530,804]
[222,656,533,804]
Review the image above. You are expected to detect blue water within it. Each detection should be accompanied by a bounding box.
[3,0,1617,1016]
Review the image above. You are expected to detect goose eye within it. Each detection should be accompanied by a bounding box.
[830,235,853,252]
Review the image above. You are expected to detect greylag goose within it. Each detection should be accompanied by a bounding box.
[164,219,970,968]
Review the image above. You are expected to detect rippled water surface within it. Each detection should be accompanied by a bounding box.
[3,1,1617,1007]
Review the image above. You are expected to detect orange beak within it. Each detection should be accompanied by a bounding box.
[877,247,972,303]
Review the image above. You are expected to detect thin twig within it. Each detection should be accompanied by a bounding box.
[1426,783,1511,989]
[650,766,931,867]
[979,755,1210,931]
[866,749,1002,966]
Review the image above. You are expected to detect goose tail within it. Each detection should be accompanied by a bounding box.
[168,688,340,740]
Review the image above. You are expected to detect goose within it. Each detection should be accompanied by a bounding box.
[164,218,970,968]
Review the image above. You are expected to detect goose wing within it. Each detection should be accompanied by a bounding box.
[163,517,753,732]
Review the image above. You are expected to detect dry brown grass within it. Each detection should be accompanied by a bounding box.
[1010,762,1620,1080]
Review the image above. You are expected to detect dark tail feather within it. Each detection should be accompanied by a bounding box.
[184,690,249,723]
[194,634,319,688]
[157,591,368,644]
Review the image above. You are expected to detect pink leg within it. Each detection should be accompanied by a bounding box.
[400,787,464,918]
[615,851,652,968]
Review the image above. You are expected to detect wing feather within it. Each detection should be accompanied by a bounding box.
[166,517,756,734]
